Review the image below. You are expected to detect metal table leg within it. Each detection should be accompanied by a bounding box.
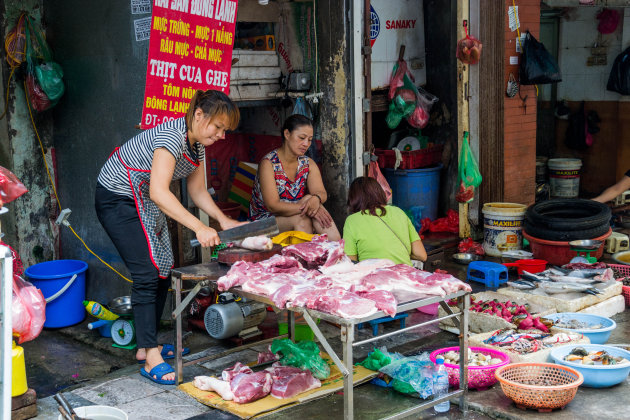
[341,325,354,420]
[288,310,295,341]
[173,275,184,384]
[458,293,470,412]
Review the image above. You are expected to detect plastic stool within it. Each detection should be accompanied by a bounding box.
[467,261,508,288]
[357,313,408,336]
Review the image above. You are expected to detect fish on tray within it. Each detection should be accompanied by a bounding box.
[537,282,601,295]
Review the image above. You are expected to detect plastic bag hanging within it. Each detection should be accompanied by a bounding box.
[456,132,482,203]
[519,31,561,85]
[456,21,483,65]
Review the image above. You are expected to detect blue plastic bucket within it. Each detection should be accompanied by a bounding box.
[384,164,442,221]
[25,260,87,328]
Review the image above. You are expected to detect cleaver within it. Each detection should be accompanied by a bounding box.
[190,216,279,247]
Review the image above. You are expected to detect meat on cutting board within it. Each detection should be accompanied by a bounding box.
[193,376,234,401]
[230,371,273,404]
[221,362,254,382]
[238,235,273,251]
[265,366,322,399]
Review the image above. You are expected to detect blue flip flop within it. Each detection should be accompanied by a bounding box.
[137,344,190,364]
[140,362,175,385]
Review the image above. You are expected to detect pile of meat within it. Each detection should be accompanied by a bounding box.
[193,361,321,403]
[217,236,471,319]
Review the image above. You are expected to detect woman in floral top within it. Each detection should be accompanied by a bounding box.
[249,115,340,240]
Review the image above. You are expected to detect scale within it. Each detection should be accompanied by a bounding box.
[108,296,136,349]
[568,240,603,264]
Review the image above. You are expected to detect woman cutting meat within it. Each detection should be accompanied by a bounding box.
[249,114,341,240]
[95,90,242,385]
[343,176,427,265]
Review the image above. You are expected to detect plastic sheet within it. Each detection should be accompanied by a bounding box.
[271,339,330,380]
[379,352,434,399]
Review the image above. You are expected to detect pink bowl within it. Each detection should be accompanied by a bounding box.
[429,346,510,390]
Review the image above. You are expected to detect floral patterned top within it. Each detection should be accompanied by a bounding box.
[249,149,310,220]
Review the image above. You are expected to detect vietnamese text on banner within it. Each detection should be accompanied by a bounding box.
[141,0,238,129]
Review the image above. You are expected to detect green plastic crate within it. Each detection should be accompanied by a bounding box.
[278,319,320,342]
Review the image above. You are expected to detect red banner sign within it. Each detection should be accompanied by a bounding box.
[141,0,238,129]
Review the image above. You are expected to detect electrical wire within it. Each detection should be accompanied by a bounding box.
[512,0,538,97]
[313,0,318,93]
[23,80,132,283]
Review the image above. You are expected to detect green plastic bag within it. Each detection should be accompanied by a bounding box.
[25,17,65,104]
[271,338,331,380]
[358,348,392,371]
[458,132,482,188]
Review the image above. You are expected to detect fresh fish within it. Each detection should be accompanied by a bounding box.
[507,280,536,290]
[538,282,601,295]
[521,270,548,282]
[566,269,606,278]
[594,268,614,283]
[548,267,569,276]
[548,275,600,285]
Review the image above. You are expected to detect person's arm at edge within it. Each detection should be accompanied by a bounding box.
[411,240,427,262]
[593,175,630,203]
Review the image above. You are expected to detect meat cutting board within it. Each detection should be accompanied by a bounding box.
[217,244,282,265]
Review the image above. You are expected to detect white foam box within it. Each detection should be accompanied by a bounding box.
[438,291,556,334]
[578,294,625,318]
[469,328,591,363]
[496,281,622,313]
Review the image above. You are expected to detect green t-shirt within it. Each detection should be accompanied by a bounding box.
[343,205,420,266]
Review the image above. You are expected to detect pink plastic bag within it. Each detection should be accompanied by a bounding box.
[0,165,27,205]
[12,275,46,344]
[368,161,392,202]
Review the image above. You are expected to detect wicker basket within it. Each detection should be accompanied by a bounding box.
[429,346,509,390]
[495,363,583,412]
[609,264,630,306]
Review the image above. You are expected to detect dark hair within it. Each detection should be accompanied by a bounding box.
[185,89,240,130]
[348,176,387,216]
[281,114,313,141]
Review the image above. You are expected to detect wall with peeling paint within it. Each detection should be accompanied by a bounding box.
[43,0,149,303]
[0,2,56,269]
[315,0,353,228]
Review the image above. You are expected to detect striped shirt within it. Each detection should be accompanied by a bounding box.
[97,118,205,197]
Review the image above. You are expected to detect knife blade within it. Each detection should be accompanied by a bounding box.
[190,216,279,247]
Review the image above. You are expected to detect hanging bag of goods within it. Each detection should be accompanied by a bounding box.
[456,132,482,203]
[456,21,483,65]
[519,31,561,85]
[24,16,65,111]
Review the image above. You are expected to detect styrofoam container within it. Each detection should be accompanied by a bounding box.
[549,344,630,388]
[542,313,616,344]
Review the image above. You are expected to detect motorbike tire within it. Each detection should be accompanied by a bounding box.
[525,199,611,231]
[523,219,610,242]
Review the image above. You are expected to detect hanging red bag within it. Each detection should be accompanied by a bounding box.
[0,165,27,205]
[456,22,483,65]
[12,275,46,344]
[368,160,392,203]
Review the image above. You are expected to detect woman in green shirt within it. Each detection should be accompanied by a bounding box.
[343,176,427,266]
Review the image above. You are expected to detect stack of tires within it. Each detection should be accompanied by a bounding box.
[523,199,611,241]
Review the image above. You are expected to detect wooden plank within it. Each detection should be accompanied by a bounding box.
[231,66,282,81]
[457,2,471,239]
[229,84,281,101]
[11,389,36,411]
[11,403,37,420]
[233,50,279,67]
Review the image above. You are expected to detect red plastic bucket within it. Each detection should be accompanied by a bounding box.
[523,229,611,266]
[503,259,548,275]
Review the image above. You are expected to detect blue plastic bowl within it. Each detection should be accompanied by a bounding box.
[542,313,616,344]
[549,344,630,388]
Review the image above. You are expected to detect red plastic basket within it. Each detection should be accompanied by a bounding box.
[374,144,443,170]
[608,263,630,306]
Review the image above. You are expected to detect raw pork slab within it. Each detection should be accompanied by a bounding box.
[357,290,397,317]
[265,366,321,399]
[230,371,273,404]
[312,288,378,319]
[281,236,347,269]
[221,362,253,382]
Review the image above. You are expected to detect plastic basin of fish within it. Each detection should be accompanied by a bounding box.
[549,344,630,388]
[542,313,616,344]
[430,346,510,389]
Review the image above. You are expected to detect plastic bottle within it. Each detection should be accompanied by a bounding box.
[433,358,450,413]
[83,300,119,321]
